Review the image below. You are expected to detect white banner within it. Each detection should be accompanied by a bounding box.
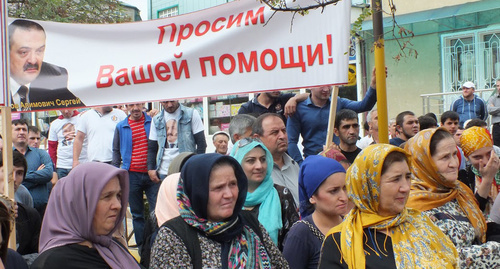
[0,0,8,106]
[8,0,350,111]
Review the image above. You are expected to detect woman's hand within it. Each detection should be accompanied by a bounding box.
[477,151,500,199]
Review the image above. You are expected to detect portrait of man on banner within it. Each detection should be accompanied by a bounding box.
[8,19,84,111]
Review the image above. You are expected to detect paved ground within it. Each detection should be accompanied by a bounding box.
[125,207,140,261]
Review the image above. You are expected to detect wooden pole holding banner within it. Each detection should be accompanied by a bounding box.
[372,0,389,143]
[325,86,339,149]
[1,108,16,250]
[1,0,17,249]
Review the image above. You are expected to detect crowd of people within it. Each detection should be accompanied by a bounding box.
[1,76,500,268]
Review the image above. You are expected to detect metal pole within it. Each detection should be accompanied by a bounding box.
[372,0,388,144]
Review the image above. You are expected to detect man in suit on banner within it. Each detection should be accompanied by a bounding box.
[8,19,84,111]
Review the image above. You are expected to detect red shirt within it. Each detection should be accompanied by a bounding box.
[129,115,148,173]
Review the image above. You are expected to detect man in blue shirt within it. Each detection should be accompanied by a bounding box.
[450,81,488,128]
[286,69,378,164]
[12,119,53,217]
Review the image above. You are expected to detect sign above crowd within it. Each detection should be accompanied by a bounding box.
[6,0,351,112]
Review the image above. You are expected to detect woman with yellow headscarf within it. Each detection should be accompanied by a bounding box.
[405,128,500,268]
[458,126,500,216]
[319,144,457,269]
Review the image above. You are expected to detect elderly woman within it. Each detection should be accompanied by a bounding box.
[150,153,287,268]
[458,126,500,215]
[140,152,196,267]
[405,128,500,268]
[283,155,348,269]
[31,162,141,269]
[231,138,299,249]
[320,144,457,269]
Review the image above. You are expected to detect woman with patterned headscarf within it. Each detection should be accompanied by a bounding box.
[405,128,500,268]
[320,144,457,269]
[458,126,500,215]
[150,153,288,268]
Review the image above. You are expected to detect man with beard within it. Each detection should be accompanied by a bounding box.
[112,103,159,250]
[334,109,362,164]
[451,81,488,128]
[73,106,127,166]
[147,100,206,182]
[389,111,420,147]
[8,19,82,111]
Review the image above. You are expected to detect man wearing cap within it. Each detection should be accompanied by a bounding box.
[212,131,229,155]
[451,81,488,128]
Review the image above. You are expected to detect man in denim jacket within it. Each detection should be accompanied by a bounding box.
[147,100,207,181]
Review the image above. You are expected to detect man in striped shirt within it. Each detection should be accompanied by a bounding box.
[112,103,159,250]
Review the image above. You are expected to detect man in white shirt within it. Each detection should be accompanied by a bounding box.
[48,109,86,178]
[73,106,127,167]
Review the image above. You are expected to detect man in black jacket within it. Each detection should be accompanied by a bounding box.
[8,19,83,111]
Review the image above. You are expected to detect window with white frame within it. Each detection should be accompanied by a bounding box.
[158,6,179,18]
[480,32,500,88]
[442,28,500,93]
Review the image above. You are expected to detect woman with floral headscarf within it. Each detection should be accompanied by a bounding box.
[320,144,457,269]
[405,128,500,268]
[150,153,288,268]
[458,126,500,215]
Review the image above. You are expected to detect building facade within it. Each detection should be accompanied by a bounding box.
[359,0,500,117]
[148,0,231,19]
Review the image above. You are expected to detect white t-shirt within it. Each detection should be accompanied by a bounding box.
[48,115,87,169]
[149,108,204,175]
[76,109,127,162]
[356,135,374,150]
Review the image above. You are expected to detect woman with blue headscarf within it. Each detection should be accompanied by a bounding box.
[231,138,299,250]
[283,155,348,269]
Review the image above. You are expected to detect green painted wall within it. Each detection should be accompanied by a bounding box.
[365,33,441,118]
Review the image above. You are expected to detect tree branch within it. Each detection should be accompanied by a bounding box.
[260,0,342,13]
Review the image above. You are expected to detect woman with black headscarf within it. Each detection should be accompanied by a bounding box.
[150,153,287,268]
